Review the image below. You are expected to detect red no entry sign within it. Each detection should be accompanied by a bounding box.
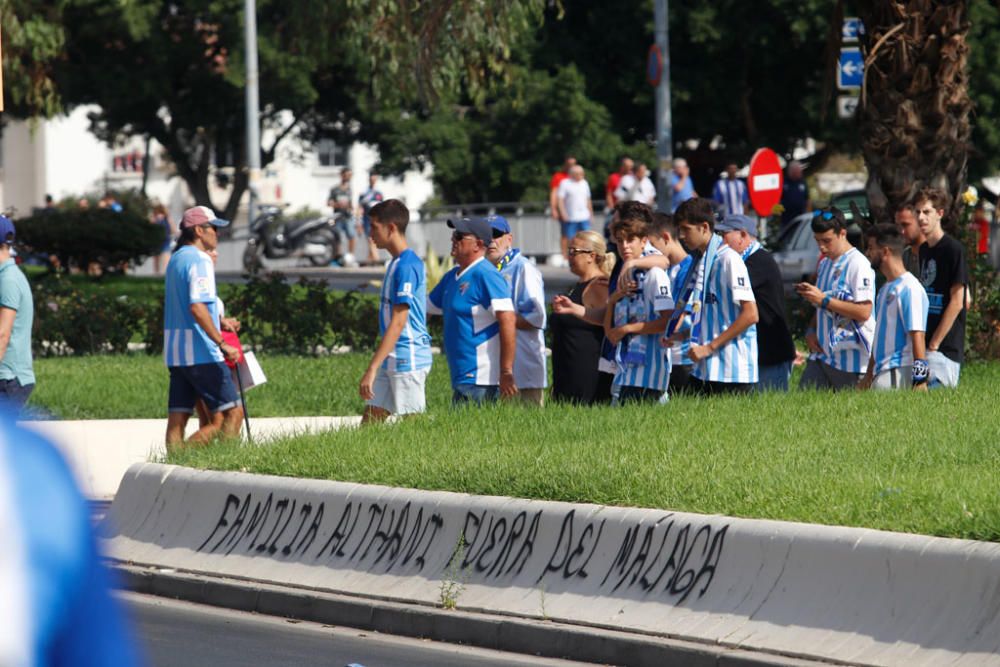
[748,148,784,217]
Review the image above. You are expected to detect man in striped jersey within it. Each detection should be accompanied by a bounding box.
[647,211,695,394]
[712,162,749,216]
[604,214,674,403]
[359,200,433,422]
[164,206,243,448]
[859,224,929,391]
[675,198,759,395]
[796,207,875,390]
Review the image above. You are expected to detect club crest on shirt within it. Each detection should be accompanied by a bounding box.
[921,259,937,288]
[458,282,471,295]
[886,290,897,304]
[833,269,842,279]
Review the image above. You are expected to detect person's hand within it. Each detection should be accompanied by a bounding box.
[619,260,639,292]
[359,368,377,400]
[660,330,685,348]
[499,370,517,397]
[805,331,823,354]
[606,324,633,345]
[220,342,241,364]
[857,374,873,391]
[552,295,584,318]
[221,317,241,333]
[688,343,714,363]
[795,282,824,306]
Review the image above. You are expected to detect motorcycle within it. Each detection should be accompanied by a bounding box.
[242,204,342,271]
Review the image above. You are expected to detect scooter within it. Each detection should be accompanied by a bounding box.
[242,204,341,271]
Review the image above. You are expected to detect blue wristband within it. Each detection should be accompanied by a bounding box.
[820,294,832,309]
[912,358,929,385]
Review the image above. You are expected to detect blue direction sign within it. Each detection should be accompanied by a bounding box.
[842,17,864,42]
[838,47,863,89]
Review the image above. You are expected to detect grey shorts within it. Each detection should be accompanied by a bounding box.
[367,367,429,415]
[799,359,864,391]
[873,366,913,390]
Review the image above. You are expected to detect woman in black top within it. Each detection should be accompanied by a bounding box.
[550,231,615,403]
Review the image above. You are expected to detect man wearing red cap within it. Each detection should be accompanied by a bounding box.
[163,206,243,448]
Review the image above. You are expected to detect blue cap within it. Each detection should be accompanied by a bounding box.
[0,216,15,244]
[486,214,511,235]
[447,217,493,245]
[716,214,757,237]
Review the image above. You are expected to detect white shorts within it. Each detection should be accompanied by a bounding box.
[367,367,429,415]
[872,366,912,390]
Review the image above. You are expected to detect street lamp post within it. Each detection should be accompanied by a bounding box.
[654,0,672,213]
[244,0,261,228]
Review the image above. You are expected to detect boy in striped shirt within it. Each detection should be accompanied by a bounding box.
[646,211,695,394]
[796,207,876,390]
[359,200,433,422]
[859,224,929,391]
[674,198,759,395]
[604,213,674,403]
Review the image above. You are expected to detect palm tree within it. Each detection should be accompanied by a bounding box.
[856,0,972,228]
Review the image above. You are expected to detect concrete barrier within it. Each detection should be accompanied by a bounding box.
[21,417,360,499]
[104,464,1000,666]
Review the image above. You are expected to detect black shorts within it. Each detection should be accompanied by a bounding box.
[168,363,239,414]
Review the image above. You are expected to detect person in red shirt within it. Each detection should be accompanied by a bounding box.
[972,202,990,255]
[605,157,634,211]
[549,156,577,224]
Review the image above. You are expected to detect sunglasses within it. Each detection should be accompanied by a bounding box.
[451,231,474,243]
[568,247,595,256]
[812,210,836,221]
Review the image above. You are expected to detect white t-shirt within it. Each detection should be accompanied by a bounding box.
[558,178,592,221]
[615,174,657,205]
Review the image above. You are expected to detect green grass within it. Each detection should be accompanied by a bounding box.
[31,353,1000,540]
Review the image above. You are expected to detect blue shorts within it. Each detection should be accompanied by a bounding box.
[168,363,240,414]
[335,217,357,240]
[560,220,591,239]
[451,384,499,406]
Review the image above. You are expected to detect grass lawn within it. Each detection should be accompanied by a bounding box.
[31,354,1000,541]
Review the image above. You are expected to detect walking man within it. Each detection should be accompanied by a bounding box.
[712,162,749,216]
[674,199,759,395]
[428,217,517,404]
[717,214,796,390]
[859,224,929,391]
[914,187,967,387]
[164,206,243,449]
[796,207,875,390]
[0,217,35,413]
[486,216,547,405]
[359,200,432,423]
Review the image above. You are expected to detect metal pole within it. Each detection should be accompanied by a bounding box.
[244,0,261,228]
[654,0,673,213]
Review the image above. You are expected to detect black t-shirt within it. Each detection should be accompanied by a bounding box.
[780,179,809,228]
[919,234,967,363]
[745,248,797,366]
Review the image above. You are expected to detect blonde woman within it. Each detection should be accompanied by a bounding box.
[550,230,615,403]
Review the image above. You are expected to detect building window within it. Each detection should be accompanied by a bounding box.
[316,138,346,168]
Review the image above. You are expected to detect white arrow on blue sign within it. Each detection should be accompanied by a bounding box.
[842,17,864,42]
[838,47,863,89]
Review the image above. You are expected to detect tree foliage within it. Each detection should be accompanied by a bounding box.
[0,0,67,117]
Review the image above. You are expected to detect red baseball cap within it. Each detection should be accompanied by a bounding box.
[181,206,230,229]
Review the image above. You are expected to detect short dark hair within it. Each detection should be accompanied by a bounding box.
[913,187,948,213]
[649,212,679,238]
[610,216,650,241]
[675,198,716,230]
[370,199,409,234]
[177,225,198,246]
[810,207,848,234]
[864,222,906,255]
[614,200,653,226]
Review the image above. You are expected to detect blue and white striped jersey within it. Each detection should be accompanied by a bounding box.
[667,255,694,367]
[0,419,142,667]
[613,267,673,391]
[712,178,749,216]
[499,252,547,389]
[815,248,876,373]
[163,245,224,367]
[428,257,514,387]
[380,249,433,373]
[872,272,928,373]
[691,244,759,383]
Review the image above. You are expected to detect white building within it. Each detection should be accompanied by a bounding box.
[0,105,435,225]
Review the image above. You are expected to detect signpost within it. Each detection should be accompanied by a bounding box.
[748,148,784,218]
[837,96,859,119]
[838,47,863,90]
[842,17,864,42]
[646,45,663,87]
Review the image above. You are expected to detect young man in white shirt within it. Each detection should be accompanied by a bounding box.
[556,165,593,261]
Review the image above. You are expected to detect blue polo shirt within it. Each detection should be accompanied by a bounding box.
[379,249,432,373]
[163,245,224,367]
[0,259,35,386]
[428,257,513,387]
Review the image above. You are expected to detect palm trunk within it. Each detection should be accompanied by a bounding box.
[856,0,972,230]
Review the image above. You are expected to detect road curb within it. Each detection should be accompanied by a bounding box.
[113,564,833,667]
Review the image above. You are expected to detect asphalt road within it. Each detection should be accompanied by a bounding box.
[125,593,607,667]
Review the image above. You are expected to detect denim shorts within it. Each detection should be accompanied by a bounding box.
[452,384,499,406]
[560,220,591,239]
[168,362,240,414]
[0,377,34,414]
[334,216,357,240]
